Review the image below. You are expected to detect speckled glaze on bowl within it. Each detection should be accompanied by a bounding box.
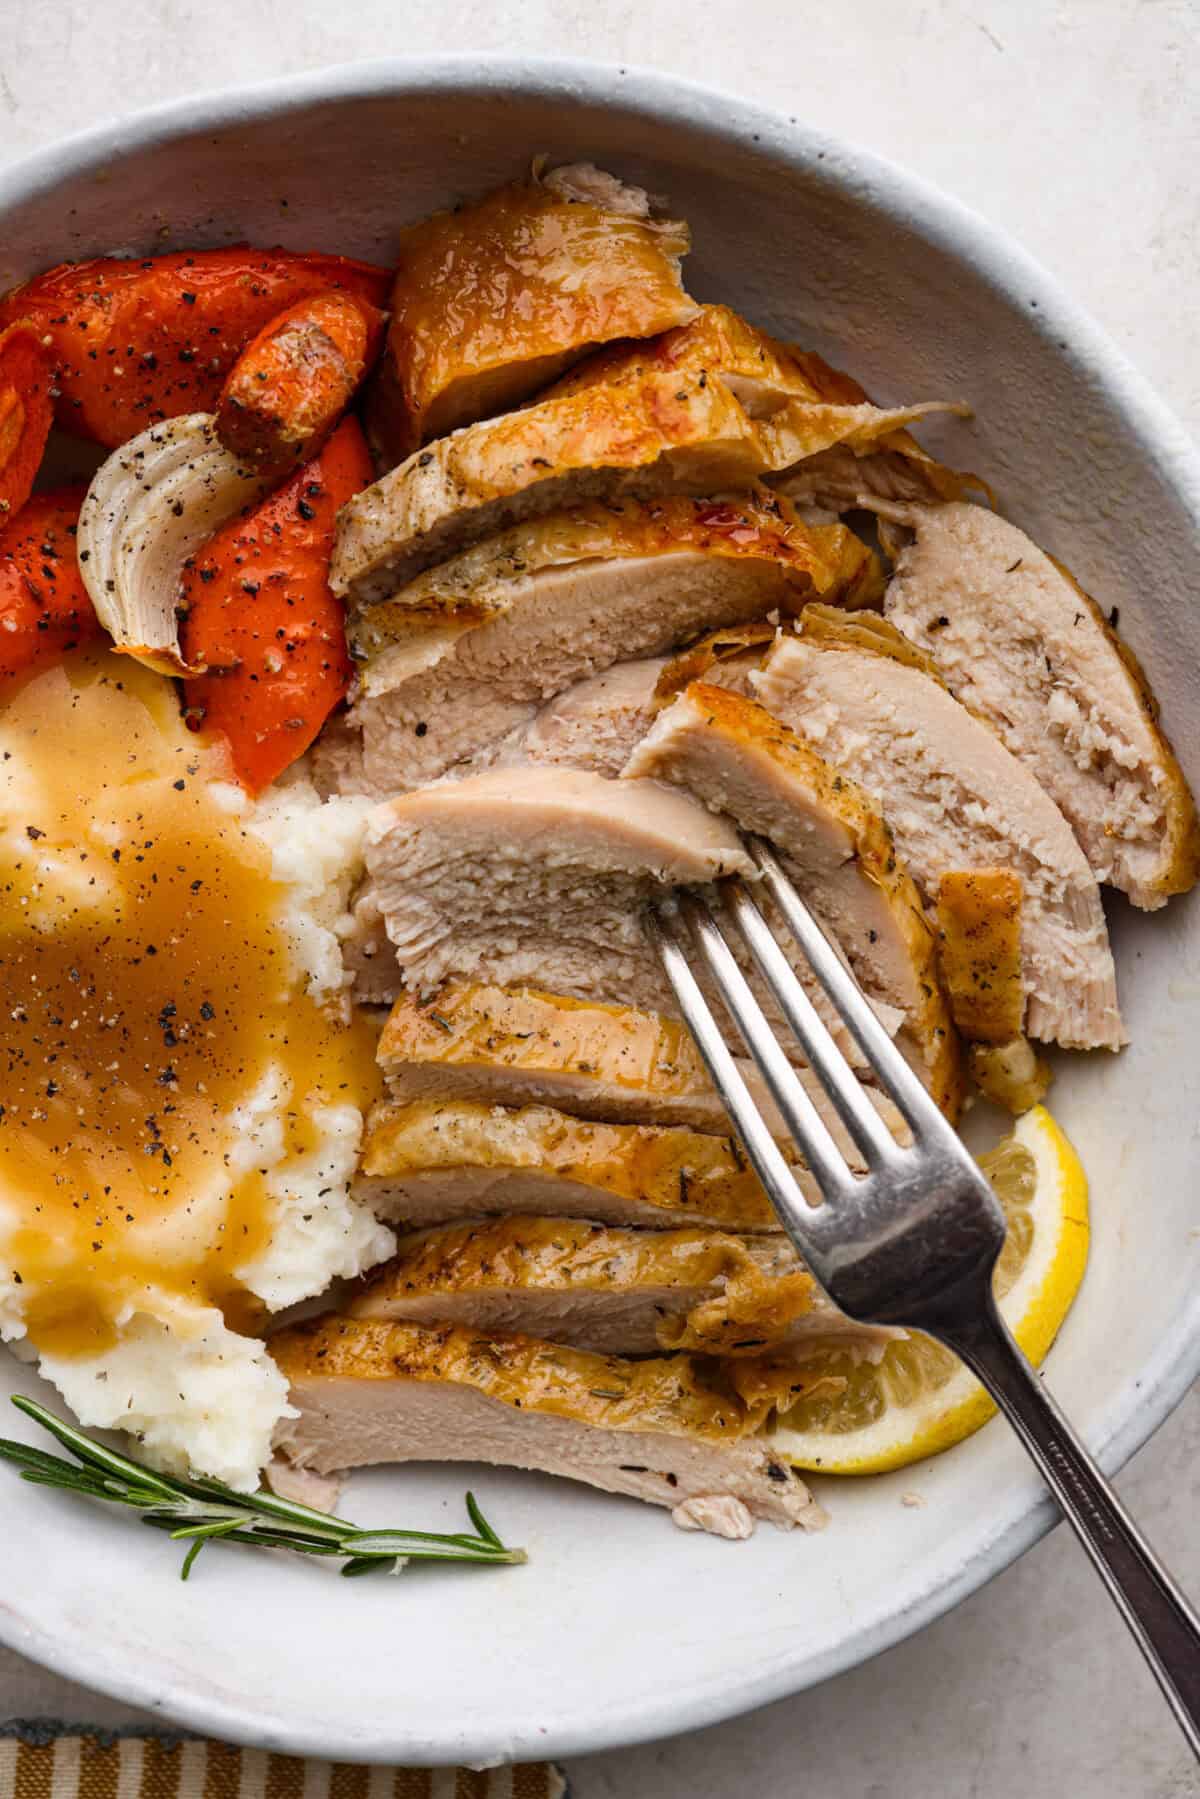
[0,56,1198,1768]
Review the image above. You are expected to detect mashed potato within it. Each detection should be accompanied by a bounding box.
[0,656,395,1488]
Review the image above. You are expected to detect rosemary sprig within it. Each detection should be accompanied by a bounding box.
[0,1396,526,1582]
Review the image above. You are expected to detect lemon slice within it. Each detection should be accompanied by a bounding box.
[767,1105,1089,1475]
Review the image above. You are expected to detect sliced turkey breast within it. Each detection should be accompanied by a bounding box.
[882,502,1200,909]
[346,493,837,793]
[308,710,367,799]
[475,623,814,786]
[363,765,752,1016]
[492,517,881,782]
[625,683,963,1115]
[356,1097,796,1229]
[774,438,984,513]
[333,369,773,604]
[502,631,772,782]
[375,982,908,1151]
[271,1316,828,1531]
[363,762,889,1060]
[377,980,712,1122]
[754,627,1123,1049]
[368,162,697,461]
[352,491,832,636]
[546,304,966,470]
[357,1219,781,1347]
[654,621,779,705]
[513,657,668,777]
[333,308,962,606]
[351,1217,898,1359]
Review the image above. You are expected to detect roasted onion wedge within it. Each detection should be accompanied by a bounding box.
[77,412,269,676]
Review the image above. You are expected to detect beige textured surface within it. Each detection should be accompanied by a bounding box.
[1,1,1198,1791]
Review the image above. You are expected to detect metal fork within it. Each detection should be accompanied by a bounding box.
[646,836,1200,1757]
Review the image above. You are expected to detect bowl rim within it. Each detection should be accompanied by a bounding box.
[2,51,1200,1764]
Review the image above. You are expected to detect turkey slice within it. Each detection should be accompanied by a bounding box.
[882,501,1199,909]
[754,624,1123,1050]
[271,1316,829,1533]
[350,1217,893,1358]
[625,682,963,1115]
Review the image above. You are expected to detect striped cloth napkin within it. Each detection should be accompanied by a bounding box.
[0,1727,566,1797]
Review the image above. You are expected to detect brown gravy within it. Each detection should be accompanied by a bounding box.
[0,651,377,1357]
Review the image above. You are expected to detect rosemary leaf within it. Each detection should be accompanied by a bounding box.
[343,1534,514,1560]
[365,1546,528,1566]
[340,1555,401,1579]
[16,1468,107,1497]
[139,1517,347,1555]
[180,1539,207,1582]
[11,1397,180,1498]
[170,1517,248,1546]
[338,1527,505,1552]
[0,1438,88,1479]
[466,1490,503,1550]
[1,1398,525,1584]
[181,1474,352,1537]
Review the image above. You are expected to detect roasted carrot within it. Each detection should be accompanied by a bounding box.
[0,248,390,448]
[215,289,386,473]
[0,320,54,521]
[178,415,371,792]
[0,486,101,681]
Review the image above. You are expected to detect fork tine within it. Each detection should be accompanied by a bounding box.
[748,837,951,1141]
[721,879,903,1167]
[666,891,858,1204]
[645,902,838,1241]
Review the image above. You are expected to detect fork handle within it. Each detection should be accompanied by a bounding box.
[938,1300,1200,1757]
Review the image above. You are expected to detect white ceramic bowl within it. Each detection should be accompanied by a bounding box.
[2,57,1199,1767]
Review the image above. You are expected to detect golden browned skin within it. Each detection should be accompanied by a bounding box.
[654,1247,822,1356]
[373,982,908,1156]
[334,308,964,605]
[378,982,714,1112]
[357,1098,785,1231]
[352,1216,818,1355]
[546,304,826,400]
[935,869,1027,1045]
[270,1314,838,1440]
[779,440,988,513]
[654,620,782,703]
[544,303,814,398]
[334,368,773,601]
[809,525,888,608]
[547,303,967,471]
[550,307,892,414]
[371,168,697,458]
[935,869,1052,1112]
[772,343,987,503]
